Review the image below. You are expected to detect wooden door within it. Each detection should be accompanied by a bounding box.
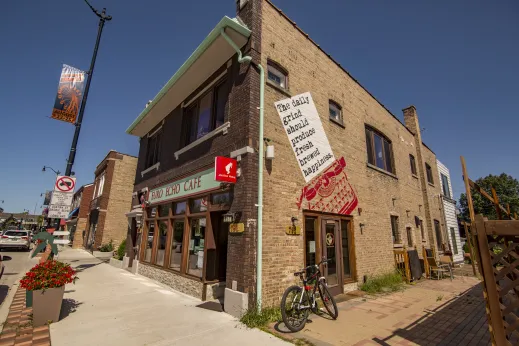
[321,218,343,296]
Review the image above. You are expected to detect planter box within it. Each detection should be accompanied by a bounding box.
[93,251,113,260]
[26,290,33,308]
[109,257,123,269]
[33,286,65,327]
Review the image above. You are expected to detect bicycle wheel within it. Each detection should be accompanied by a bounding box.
[280,285,309,332]
[318,281,338,319]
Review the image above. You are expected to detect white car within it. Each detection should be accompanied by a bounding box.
[0,230,31,251]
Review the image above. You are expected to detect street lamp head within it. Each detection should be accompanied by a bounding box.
[42,166,46,172]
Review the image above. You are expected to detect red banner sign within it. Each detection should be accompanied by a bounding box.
[297,157,358,215]
[214,156,237,183]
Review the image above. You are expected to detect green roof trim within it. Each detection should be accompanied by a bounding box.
[126,16,251,135]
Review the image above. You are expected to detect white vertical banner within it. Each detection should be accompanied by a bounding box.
[274,92,335,182]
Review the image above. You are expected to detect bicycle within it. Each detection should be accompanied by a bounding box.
[280,258,338,332]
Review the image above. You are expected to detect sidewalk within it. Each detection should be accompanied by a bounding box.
[270,275,490,345]
[50,249,289,346]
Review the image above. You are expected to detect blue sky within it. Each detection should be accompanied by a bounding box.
[1,0,517,214]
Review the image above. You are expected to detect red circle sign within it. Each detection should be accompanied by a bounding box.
[56,176,75,192]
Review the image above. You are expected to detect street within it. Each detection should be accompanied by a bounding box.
[0,248,34,322]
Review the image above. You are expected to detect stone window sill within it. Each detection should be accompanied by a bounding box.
[266,80,292,97]
[141,162,160,178]
[367,163,398,180]
[330,117,345,128]
[174,122,230,160]
[428,182,435,187]
[412,174,419,179]
[393,243,404,248]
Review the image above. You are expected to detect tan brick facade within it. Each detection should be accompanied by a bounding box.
[84,151,137,250]
[259,1,444,305]
[71,184,94,249]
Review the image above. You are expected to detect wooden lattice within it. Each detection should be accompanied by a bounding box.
[474,215,519,345]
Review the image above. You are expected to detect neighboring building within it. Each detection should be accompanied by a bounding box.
[0,212,41,230]
[437,160,463,263]
[84,150,137,250]
[66,183,94,248]
[124,0,446,306]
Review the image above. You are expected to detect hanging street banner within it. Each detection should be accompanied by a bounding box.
[51,64,86,124]
[274,92,335,182]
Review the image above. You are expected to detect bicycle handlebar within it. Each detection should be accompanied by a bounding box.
[294,258,331,276]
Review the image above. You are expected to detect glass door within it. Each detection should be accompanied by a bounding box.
[321,219,343,296]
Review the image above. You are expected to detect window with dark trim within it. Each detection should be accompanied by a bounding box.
[409,154,417,175]
[391,215,400,243]
[434,219,442,249]
[267,60,288,89]
[426,163,434,184]
[450,227,459,255]
[406,227,413,247]
[441,173,450,198]
[366,126,394,174]
[145,129,162,169]
[419,220,425,241]
[183,80,229,145]
[329,100,343,125]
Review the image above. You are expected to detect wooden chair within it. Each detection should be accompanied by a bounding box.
[427,257,453,280]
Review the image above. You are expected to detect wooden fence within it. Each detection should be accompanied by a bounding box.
[394,246,411,283]
[473,215,519,345]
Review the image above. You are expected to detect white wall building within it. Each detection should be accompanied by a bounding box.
[437,160,463,263]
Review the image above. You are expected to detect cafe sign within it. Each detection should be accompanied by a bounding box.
[148,168,221,204]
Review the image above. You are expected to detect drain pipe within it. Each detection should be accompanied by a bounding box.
[221,29,265,311]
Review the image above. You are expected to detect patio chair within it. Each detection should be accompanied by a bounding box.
[426,257,453,280]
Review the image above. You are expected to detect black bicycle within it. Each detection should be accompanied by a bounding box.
[280,258,338,332]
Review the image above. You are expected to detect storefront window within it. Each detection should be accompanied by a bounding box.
[187,218,206,278]
[170,220,184,271]
[155,220,168,266]
[174,202,186,215]
[211,192,232,206]
[305,217,317,267]
[158,204,170,217]
[341,220,351,278]
[144,222,155,262]
[190,198,208,213]
[148,207,157,219]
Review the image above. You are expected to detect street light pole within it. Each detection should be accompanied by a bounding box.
[65,2,112,177]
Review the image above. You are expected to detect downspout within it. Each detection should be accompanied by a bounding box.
[221,29,265,311]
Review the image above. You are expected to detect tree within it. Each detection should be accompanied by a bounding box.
[459,173,519,221]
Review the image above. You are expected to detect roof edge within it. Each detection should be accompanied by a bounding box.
[126,16,251,136]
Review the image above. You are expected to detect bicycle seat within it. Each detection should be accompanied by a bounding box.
[293,270,304,276]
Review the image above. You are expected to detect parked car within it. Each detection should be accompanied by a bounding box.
[0,230,31,251]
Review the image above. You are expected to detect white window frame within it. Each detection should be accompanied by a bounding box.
[97,174,105,198]
[329,101,343,124]
[267,63,287,89]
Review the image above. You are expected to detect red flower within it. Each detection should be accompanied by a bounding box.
[19,260,78,291]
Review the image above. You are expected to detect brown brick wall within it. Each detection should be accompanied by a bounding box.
[259,1,439,305]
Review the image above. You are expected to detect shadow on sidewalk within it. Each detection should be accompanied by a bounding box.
[0,285,9,305]
[372,284,491,345]
[74,262,103,273]
[60,298,83,320]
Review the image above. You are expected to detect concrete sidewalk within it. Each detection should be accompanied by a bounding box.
[271,275,490,346]
[51,249,288,346]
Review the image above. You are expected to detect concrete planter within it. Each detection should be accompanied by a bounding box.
[32,286,65,327]
[109,257,123,269]
[93,251,113,260]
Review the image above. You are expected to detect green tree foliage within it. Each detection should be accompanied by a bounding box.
[459,173,519,221]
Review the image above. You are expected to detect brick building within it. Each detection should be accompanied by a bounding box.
[84,150,137,250]
[125,0,447,307]
[66,183,94,248]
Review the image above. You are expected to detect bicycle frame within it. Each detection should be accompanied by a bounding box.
[294,267,326,310]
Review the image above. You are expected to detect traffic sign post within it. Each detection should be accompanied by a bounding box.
[48,175,76,222]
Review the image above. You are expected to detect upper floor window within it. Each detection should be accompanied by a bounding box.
[267,60,288,89]
[96,173,105,198]
[426,163,434,184]
[441,173,450,198]
[409,154,417,175]
[184,80,228,145]
[146,128,162,168]
[329,100,343,125]
[365,126,394,174]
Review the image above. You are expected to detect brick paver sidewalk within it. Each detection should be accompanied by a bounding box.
[0,287,50,346]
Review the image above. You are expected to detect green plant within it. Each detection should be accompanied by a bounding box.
[437,294,444,301]
[116,239,126,260]
[360,271,405,294]
[99,240,114,252]
[240,306,281,329]
[20,260,78,291]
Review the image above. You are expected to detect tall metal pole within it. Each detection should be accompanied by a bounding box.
[65,6,112,176]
